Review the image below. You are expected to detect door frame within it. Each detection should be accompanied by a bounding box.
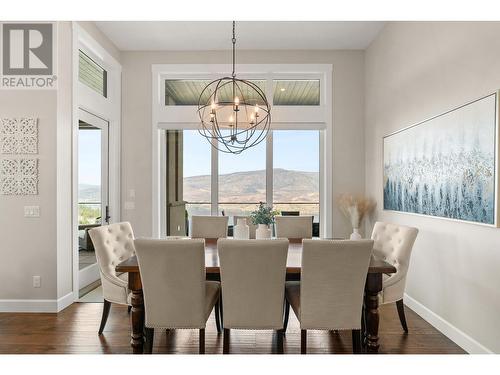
[77,109,109,290]
[72,23,121,301]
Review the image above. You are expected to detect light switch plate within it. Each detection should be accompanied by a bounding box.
[24,205,40,217]
[33,276,41,288]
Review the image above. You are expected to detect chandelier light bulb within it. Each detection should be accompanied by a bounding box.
[234,97,240,105]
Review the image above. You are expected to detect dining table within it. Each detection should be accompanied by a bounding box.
[116,238,397,354]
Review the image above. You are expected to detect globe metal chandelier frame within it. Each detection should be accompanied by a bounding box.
[197,21,271,154]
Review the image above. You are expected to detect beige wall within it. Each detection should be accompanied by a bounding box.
[0,91,58,299]
[121,50,366,237]
[0,21,118,308]
[365,22,500,353]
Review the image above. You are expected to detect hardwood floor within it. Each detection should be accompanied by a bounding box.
[0,302,465,354]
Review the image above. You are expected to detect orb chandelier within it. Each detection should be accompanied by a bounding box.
[197,21,271,154]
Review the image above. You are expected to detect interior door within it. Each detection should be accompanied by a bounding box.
[77,108,109,292]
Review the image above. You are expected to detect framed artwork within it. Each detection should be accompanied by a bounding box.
[383,92,499,227]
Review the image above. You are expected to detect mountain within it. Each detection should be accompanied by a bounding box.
[78,169,319,204]
[78,184,101,202]
[184,168,319,202]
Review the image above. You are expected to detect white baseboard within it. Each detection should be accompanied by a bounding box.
[0,292,75,313]
[404,293,493,354]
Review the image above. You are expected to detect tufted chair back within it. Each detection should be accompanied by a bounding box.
[89,222,135,305]
[275,216,313,239]
[370,222,418,304]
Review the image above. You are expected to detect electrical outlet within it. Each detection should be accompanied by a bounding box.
[33,276,41,288]
[129,189,135,198]
[24,206,40,217]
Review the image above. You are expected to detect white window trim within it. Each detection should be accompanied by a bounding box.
[152,64,332,238]
[71,23,122,301]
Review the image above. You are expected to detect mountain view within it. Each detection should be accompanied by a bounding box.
[77,168,320,222]
[184,168,319,203]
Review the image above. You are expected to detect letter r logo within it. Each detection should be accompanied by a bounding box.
[2,23,53,75]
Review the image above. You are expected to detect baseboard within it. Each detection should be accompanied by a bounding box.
[0,292,75,313]
[404,293,493,354]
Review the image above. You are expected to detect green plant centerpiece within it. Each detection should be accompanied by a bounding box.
[250,202,279,226]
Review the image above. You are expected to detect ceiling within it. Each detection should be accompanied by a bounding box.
[95,21,385,51]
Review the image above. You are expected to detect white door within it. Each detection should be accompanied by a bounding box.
[77,108,109,291]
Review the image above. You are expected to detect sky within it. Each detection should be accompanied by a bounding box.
[184,130,319,177]
[78,129,101,186]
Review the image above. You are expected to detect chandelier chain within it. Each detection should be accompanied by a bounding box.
[232,21,236,78]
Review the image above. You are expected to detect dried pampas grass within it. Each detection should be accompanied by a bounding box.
[337,194,376,229]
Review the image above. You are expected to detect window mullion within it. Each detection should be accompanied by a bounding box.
[211,139,218,216]
[266,130,273,208]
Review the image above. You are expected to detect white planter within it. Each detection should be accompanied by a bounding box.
[255,224,272,239]
[234,218,250,240]
[350,228,362,240]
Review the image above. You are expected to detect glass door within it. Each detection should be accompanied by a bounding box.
[78,108,109,293]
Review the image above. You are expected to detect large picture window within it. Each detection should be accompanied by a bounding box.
[154,64,332,238]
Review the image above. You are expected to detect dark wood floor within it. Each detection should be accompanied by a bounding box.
[0,302,465,354]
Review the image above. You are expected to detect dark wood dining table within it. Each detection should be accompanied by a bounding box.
[116,238,396,354]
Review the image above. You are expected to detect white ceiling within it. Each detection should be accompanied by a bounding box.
[94,21,385,51]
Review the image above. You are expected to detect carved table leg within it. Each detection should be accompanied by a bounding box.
[129,272,144,354]
[364,273,382,354]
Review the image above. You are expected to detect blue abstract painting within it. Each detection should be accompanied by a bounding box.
[383,93,497,225]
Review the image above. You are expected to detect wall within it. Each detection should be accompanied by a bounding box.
[365,22,500,353]
[0,21,120,311]
[121,50,365,238]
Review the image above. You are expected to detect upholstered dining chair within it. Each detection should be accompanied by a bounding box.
[370,221,419,333]
[275,215,313,239]
[191,215,229,239]
[88,222,135,335]
[134,238,221,354]
[284,239,373,354]
[218,238,289,354]
[233,216,257,239]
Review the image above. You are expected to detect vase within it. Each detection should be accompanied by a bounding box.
[350,228,362,240]
[234,218,250,240]
[255,224,272,239]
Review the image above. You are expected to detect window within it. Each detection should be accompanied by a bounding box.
[273,131,320,221]
[78,50,107,97]
[219,131,266,223]
[273,79,320,105]
[182,130,212,218]
[155,64,332,238]
[165,79,266,106]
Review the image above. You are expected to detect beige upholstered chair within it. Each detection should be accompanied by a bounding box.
[218,238,289,354]
[191,215,229,239]
[275,216,313,239]
[371,222,419,332]
[134,238,221,354]
[88,222,135,335]
[233,216,257,239]
[285,239,373,354]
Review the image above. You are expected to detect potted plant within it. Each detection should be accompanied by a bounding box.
[250,202,279,239]
[337,194,376,239]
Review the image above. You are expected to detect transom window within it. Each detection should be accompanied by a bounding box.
[78,50,107,97]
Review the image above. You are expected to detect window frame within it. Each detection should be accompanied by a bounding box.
[152,64,332,238]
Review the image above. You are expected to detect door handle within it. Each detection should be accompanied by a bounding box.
[105,205,111,224]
